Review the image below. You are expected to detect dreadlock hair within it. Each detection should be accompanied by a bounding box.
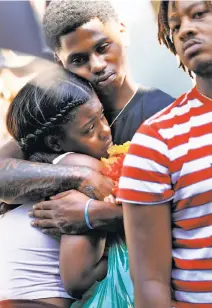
[6,68,93,159]
[43,0,119,51]
[158,1,212,77]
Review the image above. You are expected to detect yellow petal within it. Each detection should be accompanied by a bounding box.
[107,141,130,156]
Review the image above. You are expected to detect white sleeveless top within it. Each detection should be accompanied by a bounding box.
[0,153,72,300]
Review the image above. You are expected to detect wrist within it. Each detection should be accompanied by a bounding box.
[88,199,123,231]
[84,199,94,230]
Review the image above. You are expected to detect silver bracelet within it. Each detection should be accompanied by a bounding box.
[84,199,94,230]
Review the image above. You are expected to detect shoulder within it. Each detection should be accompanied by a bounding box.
[139,86,175,121]
[137,85,175,103]
[55,153,103,172]
[134,91,189,144]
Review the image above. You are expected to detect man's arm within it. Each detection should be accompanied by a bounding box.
[28,153,122,234]
[30,189,123,234]
[0,140,113,203]
[123,202,172,308]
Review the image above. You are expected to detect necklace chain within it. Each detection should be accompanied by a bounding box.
[109,86,138,128]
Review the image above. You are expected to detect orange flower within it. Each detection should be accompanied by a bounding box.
[101,142,130,196]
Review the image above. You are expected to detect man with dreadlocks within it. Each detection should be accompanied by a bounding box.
[118,1,212,307]
[0,0,174,233]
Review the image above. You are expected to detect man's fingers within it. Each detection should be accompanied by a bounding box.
[29,209,53,219]
[32,200,55,210]
[31,219,55,228]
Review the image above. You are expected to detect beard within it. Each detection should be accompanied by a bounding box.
[193,60,212,78]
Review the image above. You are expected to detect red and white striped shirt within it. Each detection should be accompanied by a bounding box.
[117,87,212,308]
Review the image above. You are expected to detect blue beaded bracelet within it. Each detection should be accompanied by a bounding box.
[84,199,94,230]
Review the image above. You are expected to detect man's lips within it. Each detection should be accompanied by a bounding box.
[183,39,202,58]
[96,71,116,87]
[96,71,114,83]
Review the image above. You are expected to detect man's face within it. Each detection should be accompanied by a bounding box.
[57,18,127,95]
[168,1,212,76]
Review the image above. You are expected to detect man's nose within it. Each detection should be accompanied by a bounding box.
[179,17,198,41]
[90,54,107,74]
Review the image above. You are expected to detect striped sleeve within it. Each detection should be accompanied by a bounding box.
[117,123,174,204]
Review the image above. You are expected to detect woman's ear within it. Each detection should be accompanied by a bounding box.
[45,135,63,152]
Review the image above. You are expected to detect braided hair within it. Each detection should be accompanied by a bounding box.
[7,69,93,158]
[158,1,212,76]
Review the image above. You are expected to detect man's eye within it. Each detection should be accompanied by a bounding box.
[171,24,180,33]
[72,57,86,66]
[97,43,110,54]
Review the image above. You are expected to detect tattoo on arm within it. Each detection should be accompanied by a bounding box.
[0,159,88,204]
[81,186,96,200]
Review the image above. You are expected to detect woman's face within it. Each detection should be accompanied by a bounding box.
[59,93,113,159]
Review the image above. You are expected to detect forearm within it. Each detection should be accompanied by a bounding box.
[134,280,171,308]
[94,256,108,282]
[123,202,172,308]
[89,200,123,232]
[82,256,108,286]
[60,232,107,298]
[70,256,108,298]
[0,158,91,204]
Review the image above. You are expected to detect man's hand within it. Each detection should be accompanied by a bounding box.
[29,190,92,236]
[29,188,123,236]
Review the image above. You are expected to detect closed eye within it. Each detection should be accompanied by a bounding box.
[83,123,95,135]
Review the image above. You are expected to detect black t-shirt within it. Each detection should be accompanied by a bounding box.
[105,86,175,145]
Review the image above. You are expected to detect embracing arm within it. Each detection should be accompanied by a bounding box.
[123,202,172,308]
[0,140,113,204]
[60,231,107,299]
[30,153,122,234]
[30,190,123,234]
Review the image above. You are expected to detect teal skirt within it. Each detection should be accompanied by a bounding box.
[71,236,134,308]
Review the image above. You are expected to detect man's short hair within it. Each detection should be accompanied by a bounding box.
[43,0,119,50]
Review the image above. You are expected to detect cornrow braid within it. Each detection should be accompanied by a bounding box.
[158,0,212,77]
[7,69,93,157]
[19,99,85,153]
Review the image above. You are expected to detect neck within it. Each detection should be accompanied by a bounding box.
[98,74,137,112]
[196,76,212,99]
